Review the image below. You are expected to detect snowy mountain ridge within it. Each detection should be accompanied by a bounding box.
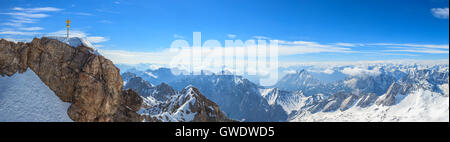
[122,72,232,122]
[118,63,448,122]
[261,64,449,122]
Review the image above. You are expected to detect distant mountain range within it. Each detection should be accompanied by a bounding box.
[119,63,449,122]
[122,71,286,121]
[0,38,447,122]
[122,73,232,122]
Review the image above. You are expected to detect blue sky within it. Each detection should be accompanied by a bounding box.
[0,0,449,64]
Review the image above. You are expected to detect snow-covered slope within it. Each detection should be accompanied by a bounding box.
[46,36,94,48]
[291,89,449,122]
[284,64,449,122]
[0,69,72,122]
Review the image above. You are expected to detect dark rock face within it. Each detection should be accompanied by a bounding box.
[0,38,142,122]
[153,83,177,101]
[123,74,155,98]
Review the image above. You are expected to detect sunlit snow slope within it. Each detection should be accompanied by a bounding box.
[0,69,73,122]
[291,89,449,122]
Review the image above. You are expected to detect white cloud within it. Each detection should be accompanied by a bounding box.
[71,12,93,16]
[87,36,109,43]
[252,36,270,40]
[49,30,86,37]
[98,20,113,24]
[344,78,358,88]
[94,34,447,67]
[173,34,184,39]
[334,43,357,47]
[10,17,37,24]
[322,68,335,74]
[431,8,449,19]
[1,7,61,25]
[227,34,237,38]
[278,40,354,55]
[384,49,449,54]
[98,49,175,65]
[371,43,449,49]
[19,27,44,31]
[97,38,357,65]
[341,67,381,77]
[2,22,23,27]
[279,59,449,68]
[93,45,104,48]
[12,7,63,13]
[1,6,63,39]
[283,70,297,74]
[2,12,49,18]
[0,31,39,36]
[334,43,365,47]
[368,43,449,54]
[1,38,31,43]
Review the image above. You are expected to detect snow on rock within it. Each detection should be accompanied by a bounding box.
[0,69,73,122]
[45,36,101,55]
[172,89,198,122]
[46,36,93,48]
[260,88,278,105]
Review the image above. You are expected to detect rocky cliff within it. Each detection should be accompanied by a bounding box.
[0,37,142,122]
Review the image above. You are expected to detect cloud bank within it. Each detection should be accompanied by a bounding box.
[431,8,449,19]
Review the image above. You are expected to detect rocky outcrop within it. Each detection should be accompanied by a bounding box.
[0,38,142,122]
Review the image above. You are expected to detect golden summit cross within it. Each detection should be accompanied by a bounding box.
[66,19,71,39]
